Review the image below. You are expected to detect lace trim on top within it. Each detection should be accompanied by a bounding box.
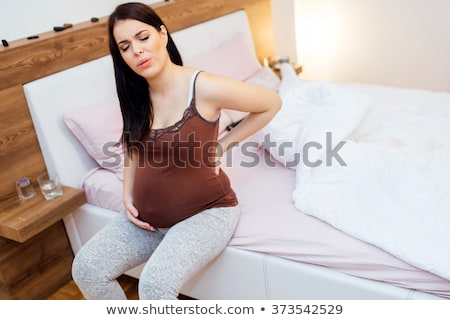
[148,105,197,141]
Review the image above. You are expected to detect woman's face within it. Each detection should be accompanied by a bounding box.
[113,19,168,78]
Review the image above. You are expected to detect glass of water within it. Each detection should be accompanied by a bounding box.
[37,172,63,200]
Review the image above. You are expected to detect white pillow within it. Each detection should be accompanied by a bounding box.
[278,62,304,95]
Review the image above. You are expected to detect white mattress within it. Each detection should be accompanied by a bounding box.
[83,135,450,299]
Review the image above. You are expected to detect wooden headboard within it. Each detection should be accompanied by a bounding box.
[0,0,274,203]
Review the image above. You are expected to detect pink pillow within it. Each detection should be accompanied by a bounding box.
[183,32,262,81]
[63,103,125,180]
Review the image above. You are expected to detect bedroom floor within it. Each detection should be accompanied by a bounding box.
[46,276,194,300]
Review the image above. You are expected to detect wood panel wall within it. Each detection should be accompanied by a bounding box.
[0,0,274,202]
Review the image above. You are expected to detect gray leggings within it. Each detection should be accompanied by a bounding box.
[72,205,240,300]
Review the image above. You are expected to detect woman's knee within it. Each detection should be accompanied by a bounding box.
[71,250,96,285]
[138,272,179,300]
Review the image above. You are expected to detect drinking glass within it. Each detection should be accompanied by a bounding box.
[15,177,36,200]
[37,172,63,200]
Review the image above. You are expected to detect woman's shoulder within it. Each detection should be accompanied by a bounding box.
[194,70,245,91]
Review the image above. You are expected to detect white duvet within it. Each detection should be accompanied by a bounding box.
[260,64,450,280]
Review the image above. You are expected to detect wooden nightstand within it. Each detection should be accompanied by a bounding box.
[0,185,86,299]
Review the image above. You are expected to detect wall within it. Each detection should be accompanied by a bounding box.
[294,0,450,92]
[1,0,449,92]
[0,0,160,41]
[270,0,298,63]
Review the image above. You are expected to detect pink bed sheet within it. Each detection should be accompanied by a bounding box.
[82,140,450,298]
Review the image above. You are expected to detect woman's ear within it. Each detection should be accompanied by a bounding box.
[159,25,168,46]
[160,25,168,37]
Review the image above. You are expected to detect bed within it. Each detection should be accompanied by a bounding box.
[6,0,450,299]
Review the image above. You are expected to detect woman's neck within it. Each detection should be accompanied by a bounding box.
[146,62,181,94]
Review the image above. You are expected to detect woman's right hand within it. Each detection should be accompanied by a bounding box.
[124,197,156,231]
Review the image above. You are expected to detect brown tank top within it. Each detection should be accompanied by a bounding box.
[132,71,238,228]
